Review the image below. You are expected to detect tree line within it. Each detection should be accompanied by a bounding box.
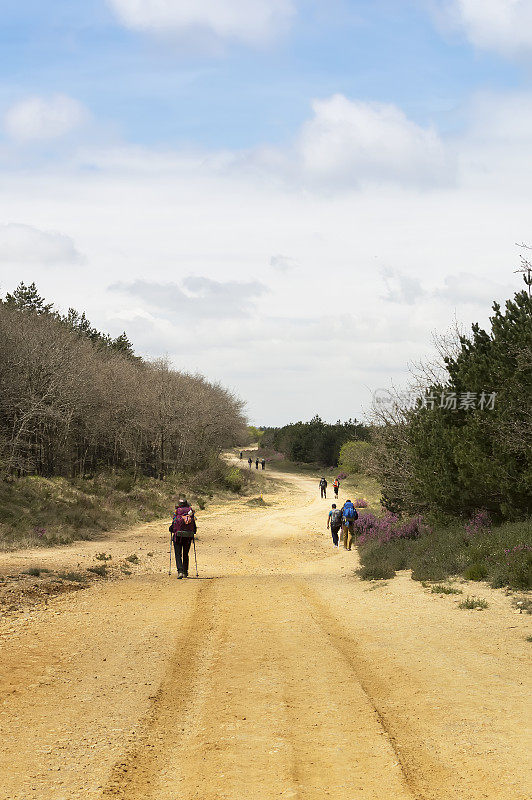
[261,415,370,466]
[0,283,247,480]
[371,275,531,520]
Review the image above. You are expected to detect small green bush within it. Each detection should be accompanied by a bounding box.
[114,474,135,493]
[87,564,107,577]
[358,563,397,580]
[459,596,489,610]
[246,496,269,507]
[224,467,243,493]
[24,567,42,577]
[58,571,87,583]
[464,563,488,581]
[430,584,463,595]
[125,553,139,564]
[95,552,112,561]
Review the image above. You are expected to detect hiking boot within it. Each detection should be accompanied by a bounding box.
[177,572,184,579]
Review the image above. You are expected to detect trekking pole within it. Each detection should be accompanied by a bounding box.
[192,535,199,577]
[169,534,173,576]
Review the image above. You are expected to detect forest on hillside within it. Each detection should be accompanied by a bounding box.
[0,283,247,481]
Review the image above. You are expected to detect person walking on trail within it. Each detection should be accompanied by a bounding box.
[261,459,265,470]
[319,477,327,499]
[255,458,259,469]
[333,477,340,499]
[327,503,343,548]
[248,457,252,469]
[239,451,243,460]
[170,498,196,579]
[341,499,358,551]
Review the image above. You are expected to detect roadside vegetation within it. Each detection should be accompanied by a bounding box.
[0,283,247,548]
[322,272,531,591]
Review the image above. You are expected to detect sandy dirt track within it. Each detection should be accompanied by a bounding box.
[0,466,530,800]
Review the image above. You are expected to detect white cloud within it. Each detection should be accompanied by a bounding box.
[0,90,529,424]
[110,277,267,319]
[0,223,84,265]
[107,0,295,45]
[381,268,425,305]
[270,254,299,272]
[4,94,89,142]
[290,95,449,189]
[436,272,514,305]
[440,0,532,55]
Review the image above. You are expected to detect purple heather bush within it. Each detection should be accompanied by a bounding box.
[465,510,491,537]
[353,498,368,508]
[357,509,531,589]
[355,512,430,545]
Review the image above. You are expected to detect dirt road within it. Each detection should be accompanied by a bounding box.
[0,467,530,800]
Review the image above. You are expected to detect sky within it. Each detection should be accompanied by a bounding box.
[0,0,531,425]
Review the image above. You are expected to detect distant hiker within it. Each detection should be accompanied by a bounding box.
[261,459,265,470]
[255,458,259,469]
[327,503,343,548]
[341,499,358,551]
[248,457,252,469]
[170,498,196,579]
[333,478,340,499]
[239,451,243,459]
[319,477,327,499]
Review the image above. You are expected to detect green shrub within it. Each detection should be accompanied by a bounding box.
[246,496,268,507]
[430,584,463,594]
[358,563,397,580]
[459,596,489,610]
[125,553,139,564]
[114,474,135,493]
[87,564,107,577]
[224,467,243,493]
[339,440,373,475]
[464,563,488,581]
[58,571,87,583]
[24,566,42,576]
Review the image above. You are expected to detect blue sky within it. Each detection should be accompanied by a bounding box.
[0,0,524,147]
[0,0,531,424]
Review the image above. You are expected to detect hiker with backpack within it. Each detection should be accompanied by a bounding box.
[261,459,265,470]
[327,503,343,548]
[170,498,197,579]
[255,458,259,469]
[341,499,358,550]
[319,477,327,499]
[333,478,340,499]
[248,457,252,469]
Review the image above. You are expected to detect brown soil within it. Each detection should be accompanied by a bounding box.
[0,466,530,800]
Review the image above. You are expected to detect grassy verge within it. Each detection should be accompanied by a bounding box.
[357,515,532,590]
[0,459,250,550]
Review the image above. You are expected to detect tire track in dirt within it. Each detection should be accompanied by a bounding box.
[294,579,443,800]
[101,579,219,798]
[100,574,414,800]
